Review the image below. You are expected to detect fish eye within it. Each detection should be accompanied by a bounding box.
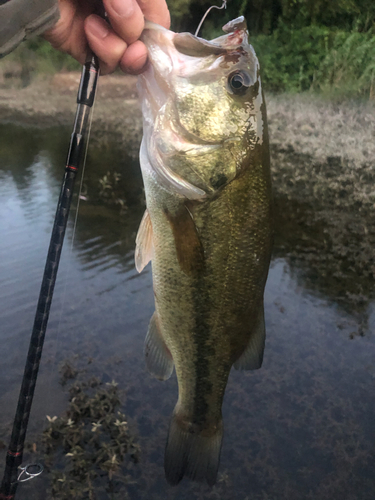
[227,70,252,95]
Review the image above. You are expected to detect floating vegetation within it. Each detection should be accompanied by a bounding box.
[98,171,128,214]
[43,361,140,500]
[59,360,79,386]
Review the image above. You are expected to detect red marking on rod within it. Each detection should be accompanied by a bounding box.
[0,494,15,500]
[89,68,98,74]
[66,165,78,171]
[7,450,22,457]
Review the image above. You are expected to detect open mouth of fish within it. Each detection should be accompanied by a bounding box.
[139,22,228,146]
[138,19,251,199]
[140,19,252,142]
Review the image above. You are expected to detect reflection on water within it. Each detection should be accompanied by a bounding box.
[0,124,374,499]
[274,195,375,318]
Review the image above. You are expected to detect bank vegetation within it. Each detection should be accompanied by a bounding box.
[1,0,374,98]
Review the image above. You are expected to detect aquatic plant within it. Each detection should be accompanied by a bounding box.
[43,363,140,500]
[98,171,128,214]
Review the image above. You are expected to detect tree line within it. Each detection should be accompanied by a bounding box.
[168,0,375,35]
[166,0,375,96]
[2,1,374,96]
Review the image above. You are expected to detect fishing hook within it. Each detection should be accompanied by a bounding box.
[195,0,227,37]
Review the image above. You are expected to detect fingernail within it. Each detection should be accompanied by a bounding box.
[111,0,135,18]
[88,15,110,38]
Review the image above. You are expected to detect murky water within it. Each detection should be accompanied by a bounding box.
[0,123,374,500]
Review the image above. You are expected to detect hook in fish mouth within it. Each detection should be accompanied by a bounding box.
[140,18,252,100]
[141,16,247,57]
[143,16,248,58]
[194,0,228,37]
[138,17,262,199]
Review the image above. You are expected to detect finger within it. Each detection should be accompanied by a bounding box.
[136,0,170,29]
[120,40,148,74]
[85,14,127,74]
[103,0,145,45]
[43,2,88,64]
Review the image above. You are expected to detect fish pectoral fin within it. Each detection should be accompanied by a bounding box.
[233,303,266,371]
[144,312,174,381]
[164,205,205,276]
[135,209,153,273]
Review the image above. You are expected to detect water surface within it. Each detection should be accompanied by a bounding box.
[0,123,374,500]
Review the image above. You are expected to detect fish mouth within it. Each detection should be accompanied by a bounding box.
[138,22,232,200]
[141,18,248,78]
[139,22,227,148]
[139,20,248,144]
[138,22,175,118]
[138,19,254,199]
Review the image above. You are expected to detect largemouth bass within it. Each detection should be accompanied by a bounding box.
[136,16,272,486]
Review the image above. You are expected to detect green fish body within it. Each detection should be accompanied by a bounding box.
[136,16,272,486]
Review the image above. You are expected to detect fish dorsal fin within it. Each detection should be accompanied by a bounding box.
[233,302,266,370]
[144,312,174,381]
[135,209,154,273]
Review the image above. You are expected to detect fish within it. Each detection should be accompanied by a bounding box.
[135,16,273,486]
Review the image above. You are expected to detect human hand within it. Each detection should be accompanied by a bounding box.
[43,0,170,75]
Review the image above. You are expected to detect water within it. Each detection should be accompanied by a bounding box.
[0,123,374,500]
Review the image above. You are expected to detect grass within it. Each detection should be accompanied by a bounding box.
[314,31,375,97]
[0,38,80,88]
[252,24,375,98]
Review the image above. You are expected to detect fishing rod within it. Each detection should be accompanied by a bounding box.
[0,42,101,500]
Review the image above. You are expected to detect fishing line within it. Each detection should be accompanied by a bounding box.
[41,3,105,473]
[195,0,227,37]
[49,75,98,372]
[44,73,99,416]
[71,90,97,249]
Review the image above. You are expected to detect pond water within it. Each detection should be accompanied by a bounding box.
[0,123,374,500]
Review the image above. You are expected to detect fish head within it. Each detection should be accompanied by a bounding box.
[138,17,266,199]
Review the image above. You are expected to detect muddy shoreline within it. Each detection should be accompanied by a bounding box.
[0,73,143,158]
[1,73,374,311]
[1,74,374,199]
[1,73,375,164]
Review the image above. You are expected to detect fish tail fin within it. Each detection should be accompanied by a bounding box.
[164,410,223,486]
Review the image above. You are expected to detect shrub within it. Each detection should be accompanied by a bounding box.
[251,23,333,92]
[314,31,375,96]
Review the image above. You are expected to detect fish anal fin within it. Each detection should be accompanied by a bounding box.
[144,312,174,381]
[135,209,153,273]
[233,303,266,371]
[164,409,223,486]
[164,205,204,276]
